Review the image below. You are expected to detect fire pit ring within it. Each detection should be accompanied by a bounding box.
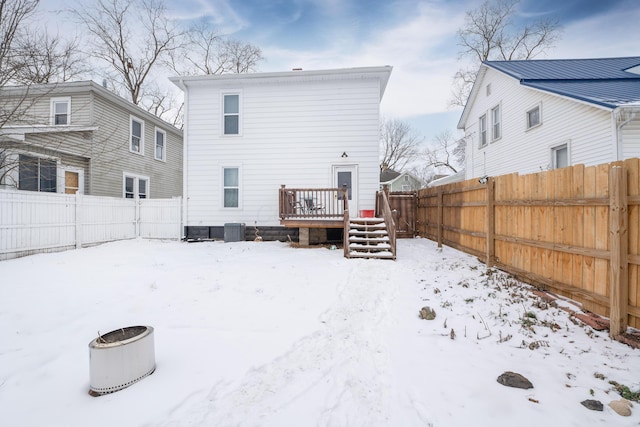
[89,325,155,396]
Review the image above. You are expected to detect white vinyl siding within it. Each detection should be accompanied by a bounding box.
[183,76,382,227]
[464,68,615,179]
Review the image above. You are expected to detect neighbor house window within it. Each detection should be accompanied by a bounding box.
[130,116,144,154]
[155,127,166,161]
[124,174,149,198]
[51,97,70,125]
[491,104,501,140]
[526,104,541,129]
[479,114,487,148]
[551,144,568,169]
[223,94,240,135]
[223,167,239,207]
[18,154,57,192]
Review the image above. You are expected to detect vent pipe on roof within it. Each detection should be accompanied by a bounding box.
[292,68,302,71]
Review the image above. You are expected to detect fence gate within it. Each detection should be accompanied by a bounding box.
[377,191,417,238]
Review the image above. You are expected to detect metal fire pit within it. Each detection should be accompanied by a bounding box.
[89,326,155,396]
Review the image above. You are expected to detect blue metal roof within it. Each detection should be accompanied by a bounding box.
[485,57,640,108]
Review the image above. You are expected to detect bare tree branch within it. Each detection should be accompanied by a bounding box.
[451,0,562,107]
[422,130,466,174]
[0,0,40,87]
[379,117,422,172]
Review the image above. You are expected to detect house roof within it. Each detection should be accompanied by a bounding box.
[380,169,401,183]
[0,81,182,136]
[458,56,640,128]
[170,66,394,99]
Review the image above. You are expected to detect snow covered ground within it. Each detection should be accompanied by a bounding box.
[1,238,639,426]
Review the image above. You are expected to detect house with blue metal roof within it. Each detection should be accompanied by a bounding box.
[457,56,640,179]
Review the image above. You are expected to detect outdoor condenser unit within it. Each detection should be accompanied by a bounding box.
[224,223,245,242]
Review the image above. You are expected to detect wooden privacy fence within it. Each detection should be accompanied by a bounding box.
[417,158,640,338]
[0,190,182,261]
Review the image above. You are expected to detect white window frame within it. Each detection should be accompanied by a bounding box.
[222,166,241,208]
[123,172,150,198]
[154,127,166,161]
[479,114,487,148]
[50,97,71,126]
[17,153,59,193]
[526,103,542,130]
[221,91,242,136]
[491,104,501,141]
[130,115,145,155]
[551,143,569,169]
[61,167,85,195]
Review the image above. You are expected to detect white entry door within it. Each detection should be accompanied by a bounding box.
[333,165,357,215]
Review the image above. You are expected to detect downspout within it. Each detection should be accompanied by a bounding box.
[614,107,637,161]
[180,79,188,239]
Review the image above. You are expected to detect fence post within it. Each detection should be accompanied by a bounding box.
[75,193,82,249]
[437,190,443,248]
[486,177,495,267]
[609,165,628,338]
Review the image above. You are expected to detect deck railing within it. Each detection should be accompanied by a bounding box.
[279,185,349,220]
[378,186,397,259]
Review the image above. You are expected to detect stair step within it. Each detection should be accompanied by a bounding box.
[348,250,395,259]
[349,236,390,243]
[349,242,392,250]
[349,229,388,236]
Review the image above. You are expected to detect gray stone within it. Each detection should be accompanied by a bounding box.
[581,399,603,411]
[419,306,436,320]
[609,399,632,416]
[496,371,533,389]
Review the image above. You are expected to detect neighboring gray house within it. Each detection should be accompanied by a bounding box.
[458,56,640,179]
[380,168,424,191]
[0,81,183,198]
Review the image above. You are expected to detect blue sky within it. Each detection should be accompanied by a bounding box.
[40,0,640,143]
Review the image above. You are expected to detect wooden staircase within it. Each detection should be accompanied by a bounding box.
[346,217,395,260]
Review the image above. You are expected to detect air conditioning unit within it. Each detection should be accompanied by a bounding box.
[224,223,245,242]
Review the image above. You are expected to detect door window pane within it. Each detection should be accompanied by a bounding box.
[337,171,352,200]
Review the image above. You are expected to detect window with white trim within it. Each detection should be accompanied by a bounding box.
[479,114,487,148]
[223,167,239,207]
[124,174,149,198]
[18,154,57,192]
[526,104,541,129]
[491,104,501,141]
[51,97,70,125]
[223,94,240,135]
[130,116,144,154]
[155,127,166,161]
[551,144,568,169]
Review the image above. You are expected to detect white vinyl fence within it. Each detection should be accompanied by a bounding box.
[0,190,182,261]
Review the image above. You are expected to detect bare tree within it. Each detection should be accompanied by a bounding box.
[451,0,562,106]
[168,18,264,76]
[422,130,465,174]
[69,0,183,105]
[379,118,422,172]
[0,0,40,88]
[12,30,86,84]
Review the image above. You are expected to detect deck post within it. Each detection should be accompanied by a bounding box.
[299,227,310,247]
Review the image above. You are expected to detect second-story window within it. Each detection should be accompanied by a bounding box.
[130,116,144,154]
[51,97,70,125]
[223,94,240,135]
[155,128,166,161]
[491,104,501,141]
[479,114,487,148]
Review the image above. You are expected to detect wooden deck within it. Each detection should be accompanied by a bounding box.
[279,185,349,228]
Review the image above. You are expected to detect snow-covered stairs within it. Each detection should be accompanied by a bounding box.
[347,217,395,260]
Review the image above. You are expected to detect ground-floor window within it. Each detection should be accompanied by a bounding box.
[223,167,239,208]
[18,154,57,192]
[551,144,569,169]
[124,174,149,198]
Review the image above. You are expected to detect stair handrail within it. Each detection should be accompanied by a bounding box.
[379,185,397,260]
[341,184,350,258]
